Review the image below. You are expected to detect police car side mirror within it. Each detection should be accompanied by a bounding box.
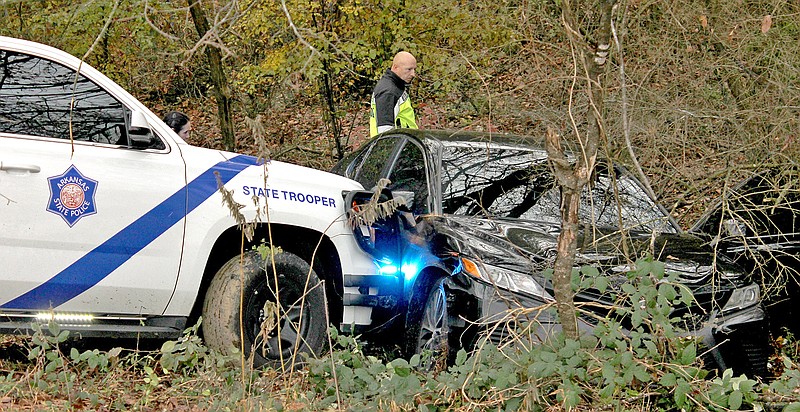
[128,110,156,149]
[344,189,402,262]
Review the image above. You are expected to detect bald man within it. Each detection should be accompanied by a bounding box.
[369,51,418,137]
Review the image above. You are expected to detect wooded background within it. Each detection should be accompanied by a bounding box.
[2,3,800,407]
[2,0,798,228]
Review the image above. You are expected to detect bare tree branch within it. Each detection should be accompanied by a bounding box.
[611,2,658,203]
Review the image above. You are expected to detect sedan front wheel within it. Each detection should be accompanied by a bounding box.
[405,276,450,370]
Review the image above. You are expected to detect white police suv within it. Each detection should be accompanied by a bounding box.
[0,36,384,367]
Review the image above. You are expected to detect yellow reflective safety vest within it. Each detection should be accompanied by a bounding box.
[370,69,417,137]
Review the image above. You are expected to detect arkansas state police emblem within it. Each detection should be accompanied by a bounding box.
[47,165,98,227]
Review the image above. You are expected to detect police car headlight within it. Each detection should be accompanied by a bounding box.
[722,284,760,313]
[461,257,551,300]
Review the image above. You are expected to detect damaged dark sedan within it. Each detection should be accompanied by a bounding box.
[691,166,800,336]
[333,129,769,376]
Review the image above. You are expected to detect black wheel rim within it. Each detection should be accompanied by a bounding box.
[243,272,310,361]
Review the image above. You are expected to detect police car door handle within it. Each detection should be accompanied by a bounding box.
[0,162,41,173]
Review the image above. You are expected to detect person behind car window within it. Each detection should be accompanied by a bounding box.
[369,51,418,137]
[162,111,192,140]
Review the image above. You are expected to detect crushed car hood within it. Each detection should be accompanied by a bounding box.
[427,215,745,289]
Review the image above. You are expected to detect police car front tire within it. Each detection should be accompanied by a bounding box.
[202,250,327,368]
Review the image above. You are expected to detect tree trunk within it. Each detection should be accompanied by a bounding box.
[188,0,236,151]
[321,57,344,160]
[314,0,344,159]
[554,188,581,338]
[547,0,616,341]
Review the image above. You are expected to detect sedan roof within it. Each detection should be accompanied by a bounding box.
[387,128,548,148]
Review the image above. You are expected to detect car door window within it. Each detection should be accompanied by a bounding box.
[387,140,430,215]
[352,137,399,189]
[332,148,368,179]
[0,50,128,145]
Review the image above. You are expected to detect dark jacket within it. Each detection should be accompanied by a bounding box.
[370,69,416,136]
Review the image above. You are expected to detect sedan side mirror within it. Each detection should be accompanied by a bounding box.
[391,190,415,211]
[723,218,746,237]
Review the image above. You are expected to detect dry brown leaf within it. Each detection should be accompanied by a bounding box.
[700,15,708,29]
[761,14,772,33]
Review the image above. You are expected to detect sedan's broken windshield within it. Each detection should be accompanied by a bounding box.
[439,142,677,234]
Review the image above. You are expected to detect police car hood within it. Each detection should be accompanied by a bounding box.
[192,148,365,191]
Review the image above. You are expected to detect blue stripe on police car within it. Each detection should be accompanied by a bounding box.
[1,155,260,310]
